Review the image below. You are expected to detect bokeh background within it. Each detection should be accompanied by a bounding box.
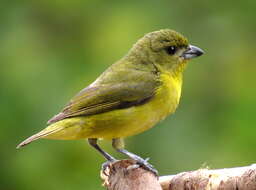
[1,0,256,189]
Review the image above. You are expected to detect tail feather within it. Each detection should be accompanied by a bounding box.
[16,128,62,149]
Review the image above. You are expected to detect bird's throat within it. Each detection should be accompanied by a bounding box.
[170,62,187,79]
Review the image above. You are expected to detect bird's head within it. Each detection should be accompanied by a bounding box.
[129,29,204,74]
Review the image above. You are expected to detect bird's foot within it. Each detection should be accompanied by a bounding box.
[101,159,118,176]
[132,157,158,176]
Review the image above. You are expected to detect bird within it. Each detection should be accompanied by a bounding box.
[17,29,204,175]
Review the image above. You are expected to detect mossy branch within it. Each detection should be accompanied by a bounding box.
[100,160,256,190]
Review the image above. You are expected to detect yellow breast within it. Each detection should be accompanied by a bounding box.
[154,71,182,118]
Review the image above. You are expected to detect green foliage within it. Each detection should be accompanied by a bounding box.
[1,0,256,189]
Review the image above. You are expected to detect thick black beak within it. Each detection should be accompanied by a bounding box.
[181,45,204,59]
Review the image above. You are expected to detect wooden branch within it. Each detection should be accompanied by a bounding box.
[101,160,256,190]
[101,160,161,190]
[159,164,256,190]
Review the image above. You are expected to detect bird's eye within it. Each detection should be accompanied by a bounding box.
[165,46,177,55]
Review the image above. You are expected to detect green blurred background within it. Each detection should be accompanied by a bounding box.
[1,0,256,189]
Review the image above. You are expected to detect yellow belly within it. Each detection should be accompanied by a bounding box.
[45,72,182,140]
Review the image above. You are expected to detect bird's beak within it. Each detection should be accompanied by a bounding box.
[181,45,204,59]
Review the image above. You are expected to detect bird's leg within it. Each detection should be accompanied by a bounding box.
[112,138,158,176]
[88,138,117,171]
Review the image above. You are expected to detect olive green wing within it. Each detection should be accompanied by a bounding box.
[47,72,159,125]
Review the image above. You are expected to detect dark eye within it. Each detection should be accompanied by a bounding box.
[165,46,177,55]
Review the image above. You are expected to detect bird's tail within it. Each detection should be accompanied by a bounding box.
[16,127,63,149]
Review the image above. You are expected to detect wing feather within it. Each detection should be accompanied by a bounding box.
[47,68,159,125]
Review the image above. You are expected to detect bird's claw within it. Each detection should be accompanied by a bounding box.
[101,157,158,176]
[133,157,158,176]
